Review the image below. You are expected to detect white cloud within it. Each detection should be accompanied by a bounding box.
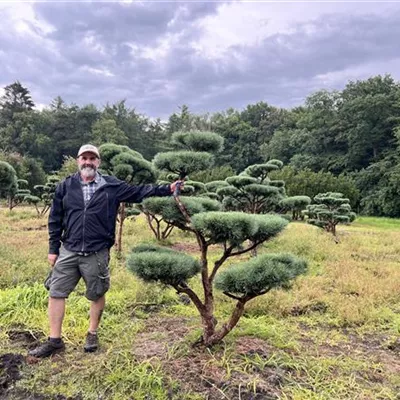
[193,1,400,59]
[1,1,400,117]
[80,66,115,77]
[0,2,54,36]
[314,58,400,88]
[83,34,107,55]
[140,32,184,61]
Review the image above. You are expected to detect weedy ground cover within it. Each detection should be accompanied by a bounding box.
[0,207,399,399]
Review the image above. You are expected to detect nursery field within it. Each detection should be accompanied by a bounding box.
[0,207,399,400]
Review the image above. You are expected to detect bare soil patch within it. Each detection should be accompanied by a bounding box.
[0,353,25,397]
[133,316,283,399]
[8,329,43,347]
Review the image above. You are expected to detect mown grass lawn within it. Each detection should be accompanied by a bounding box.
[0,207,399,399]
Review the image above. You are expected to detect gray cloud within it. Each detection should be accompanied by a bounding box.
[0,2,400,117]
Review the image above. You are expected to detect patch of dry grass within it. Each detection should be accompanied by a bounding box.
[0,208,399,399]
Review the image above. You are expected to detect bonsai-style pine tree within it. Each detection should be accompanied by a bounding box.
[303,192,356,236]
[214,160,286,214]
[141,131,224,240]
[153,130,223,179]
[280,196,312,220]
[211,160,287,255]
[6,179,31,210]
[25,176,60,217]
[127,208,307,346]
[99,143,156,252]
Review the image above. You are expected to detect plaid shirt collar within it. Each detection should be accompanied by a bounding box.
[80,172,101,205]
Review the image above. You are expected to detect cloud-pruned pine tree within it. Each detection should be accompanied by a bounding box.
[213,160,286,215]
[127,209,307,346]
[280,195,312,220]
[141,131,224,240]
[6,178,31,210]
[24,176,60,217]
[303,192,356,236]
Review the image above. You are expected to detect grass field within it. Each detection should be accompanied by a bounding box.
[0,207,399,399]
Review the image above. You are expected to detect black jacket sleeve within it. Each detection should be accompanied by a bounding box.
[116,182,171,203]
[48,182,65,255]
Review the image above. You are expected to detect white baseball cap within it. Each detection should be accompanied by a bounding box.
[77,144,100,158]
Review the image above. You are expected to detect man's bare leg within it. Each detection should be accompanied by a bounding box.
[49,297,66,338]
[89,295,105,333]
[28,297,65,358]
[84,296,104,352]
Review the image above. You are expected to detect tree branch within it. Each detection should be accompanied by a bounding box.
[173,283,205,314]
[162,223,174,239]
[145,212,160,239]
[222,292,241,301]
[229,240,262,257]
[209,245,234,283]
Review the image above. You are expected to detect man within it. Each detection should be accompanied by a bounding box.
[29,144,181,358]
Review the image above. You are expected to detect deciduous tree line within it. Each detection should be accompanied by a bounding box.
[1,75,400,216]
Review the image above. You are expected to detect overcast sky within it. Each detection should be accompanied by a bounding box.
[1,1,400,118]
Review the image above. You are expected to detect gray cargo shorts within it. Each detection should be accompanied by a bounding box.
[45,246,110,301]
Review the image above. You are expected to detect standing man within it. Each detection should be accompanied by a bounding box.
[29,144,181,358]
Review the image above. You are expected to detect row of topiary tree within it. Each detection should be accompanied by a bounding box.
[0,130,356,345]
[0,160,59,215]
[97,130,355,345]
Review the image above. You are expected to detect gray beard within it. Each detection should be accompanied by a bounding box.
[80,167,97,179]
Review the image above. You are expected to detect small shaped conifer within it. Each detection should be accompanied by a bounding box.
[303,192,356,236]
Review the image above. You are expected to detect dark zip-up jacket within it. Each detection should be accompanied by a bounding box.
[48,173,171,255]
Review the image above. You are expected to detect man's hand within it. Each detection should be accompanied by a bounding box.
[170,180,184,194]
[48,254,58,267]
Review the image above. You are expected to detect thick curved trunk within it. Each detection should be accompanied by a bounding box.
[203,299,247,346]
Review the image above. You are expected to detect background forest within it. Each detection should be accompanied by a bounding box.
[1,74,399,217]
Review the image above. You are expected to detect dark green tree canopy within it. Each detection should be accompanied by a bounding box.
[0,81,35,115]
[1,75,400,217]
[0,161,17,196]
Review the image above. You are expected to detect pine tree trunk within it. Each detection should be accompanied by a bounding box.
[196,233,218,345]
[116,203,126,253]
[203,299,247,346]
[201,310,218,345]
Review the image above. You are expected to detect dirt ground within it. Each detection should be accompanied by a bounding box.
[2,318,399,400]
